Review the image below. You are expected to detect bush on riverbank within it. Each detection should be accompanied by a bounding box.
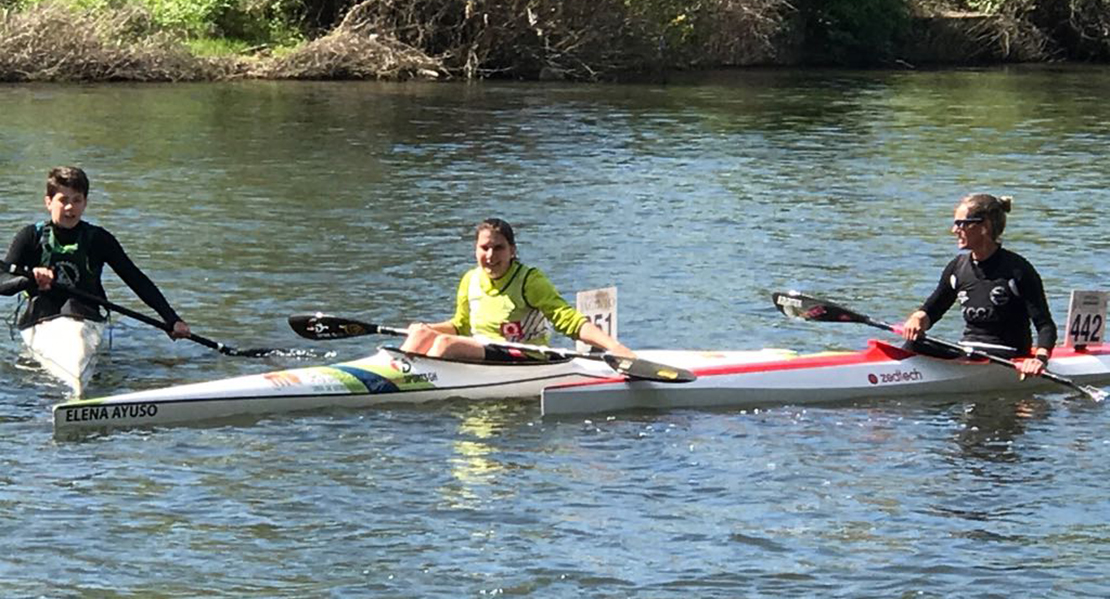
[252,1,445,79]
[951,0,1110,60]
[0,1,447,80]
[0,0,795,81]
[0,0,1107,82]
[0,2,221,81]
[1026,0,1110,60]
[317,0,792,79]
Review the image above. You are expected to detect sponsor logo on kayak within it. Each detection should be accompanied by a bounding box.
[776,295,803,309]
[384,358,434,384]
[401,372,437,385]
[867,369,923,385]
[390,357,412,373]
[63,403,159,422]
[263,372,302,387]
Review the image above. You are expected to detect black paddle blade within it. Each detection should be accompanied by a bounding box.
[288,314,378,340]
[772,291,868,324]
[602,354,697,383]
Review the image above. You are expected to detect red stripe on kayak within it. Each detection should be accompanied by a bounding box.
[553,339,918,389]
[552,340,1110,390]
[694,341,1110,376]
[693,339,918,378]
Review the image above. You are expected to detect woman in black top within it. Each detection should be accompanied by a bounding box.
[901,193,1056,378]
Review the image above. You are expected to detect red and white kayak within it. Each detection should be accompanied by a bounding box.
[541,340,1110,417]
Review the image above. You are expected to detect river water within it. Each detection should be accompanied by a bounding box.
[1,66,1109,596]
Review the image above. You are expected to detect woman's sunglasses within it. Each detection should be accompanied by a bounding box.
[953,217,984,229]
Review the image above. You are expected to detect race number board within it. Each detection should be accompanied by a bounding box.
[1064,290,1107,348]
[576,287,617,353]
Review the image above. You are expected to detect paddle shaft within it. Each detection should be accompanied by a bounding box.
[302,316,620,360]
[60,283,225,350]
[369,323,618,362]
[5,260,271,357]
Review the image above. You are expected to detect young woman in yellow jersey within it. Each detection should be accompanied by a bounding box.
[400,218,634,361]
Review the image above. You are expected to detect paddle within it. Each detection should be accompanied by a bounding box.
[771,290,1107,401]
[4,260,293,358]
[288,313,697,383]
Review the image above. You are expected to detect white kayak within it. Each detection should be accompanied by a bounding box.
[21,315,106,397]
[52,346,787,432]
[541,340,1110,416]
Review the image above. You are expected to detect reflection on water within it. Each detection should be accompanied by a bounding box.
[440,403,528,509]
[955,396,1052,463]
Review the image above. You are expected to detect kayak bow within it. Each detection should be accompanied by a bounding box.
[22,315,106,397]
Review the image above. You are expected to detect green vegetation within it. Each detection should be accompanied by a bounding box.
[0,0,1107,82]
[185,35,256,56]
[801,0,912,65]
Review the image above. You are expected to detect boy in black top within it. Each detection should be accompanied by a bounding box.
[0,166,190,337]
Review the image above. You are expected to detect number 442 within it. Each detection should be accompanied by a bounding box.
[1070,313,1104,344]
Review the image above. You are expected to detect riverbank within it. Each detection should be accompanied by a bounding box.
[1,1,1105,82]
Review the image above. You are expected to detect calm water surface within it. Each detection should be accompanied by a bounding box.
[1,66,1109,596]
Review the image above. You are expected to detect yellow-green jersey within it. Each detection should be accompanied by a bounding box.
[449,261,588,346]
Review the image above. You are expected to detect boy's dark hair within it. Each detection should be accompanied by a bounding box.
[46,166,90,197]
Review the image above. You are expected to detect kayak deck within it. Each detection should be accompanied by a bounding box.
[22,315,106,398]
[541,340,1110,416]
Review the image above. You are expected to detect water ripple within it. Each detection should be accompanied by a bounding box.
[2,68,1110,596]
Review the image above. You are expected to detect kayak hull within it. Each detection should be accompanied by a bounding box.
[53,347,620,431]
[51,340,1110,432]
[541,340,1110,416]
[21,315,106,397]
[52,346,788,432]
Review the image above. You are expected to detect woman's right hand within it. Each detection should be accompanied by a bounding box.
[400,322,443,354]
[901,311,930,341]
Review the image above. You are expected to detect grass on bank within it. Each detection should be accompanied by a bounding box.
[185,36,256,57]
